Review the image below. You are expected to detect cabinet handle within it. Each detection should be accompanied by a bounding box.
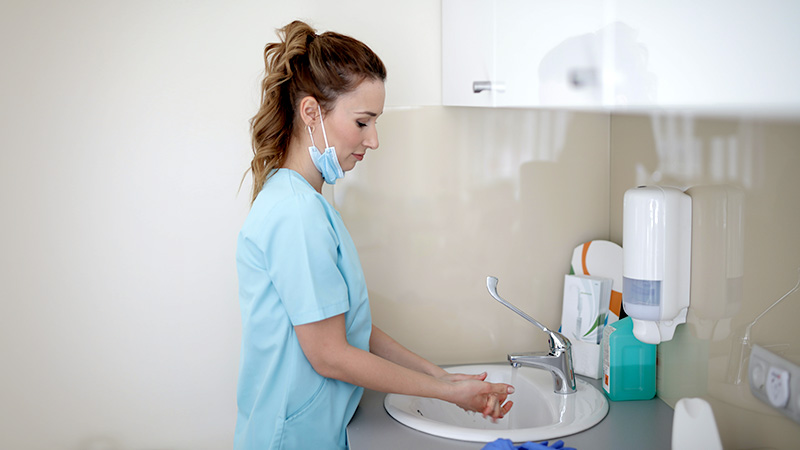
[568,68,597,89]
[473,81,506,93]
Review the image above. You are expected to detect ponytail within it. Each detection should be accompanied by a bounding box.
[246,20,386,204]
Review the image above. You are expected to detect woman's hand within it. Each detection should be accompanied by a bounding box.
[446,378,514,422]
[436,370,488,383]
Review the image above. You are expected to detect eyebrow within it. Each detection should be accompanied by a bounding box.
[354,111,379,117]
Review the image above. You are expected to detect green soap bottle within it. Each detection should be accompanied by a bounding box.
[601,316,656,401]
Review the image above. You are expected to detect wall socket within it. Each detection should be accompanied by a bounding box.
[749,344,800,424]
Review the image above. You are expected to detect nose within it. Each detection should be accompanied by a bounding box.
[364,126,379,150]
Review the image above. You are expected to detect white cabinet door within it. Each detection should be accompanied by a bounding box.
[494,0,606,108]
[443,0,800,113]
[442,0,498,106]
[612,0,800,112]
[442,0,606,108]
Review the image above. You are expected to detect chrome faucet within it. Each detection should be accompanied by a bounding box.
[486,276,577,394]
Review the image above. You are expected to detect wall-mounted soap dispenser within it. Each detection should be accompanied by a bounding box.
[622,186,692,345]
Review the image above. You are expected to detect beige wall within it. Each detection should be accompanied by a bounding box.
[336,107,610,364]
[609,114,800,449]
[339,109,800,450]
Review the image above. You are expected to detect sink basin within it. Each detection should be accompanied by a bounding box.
[383,364,608,443]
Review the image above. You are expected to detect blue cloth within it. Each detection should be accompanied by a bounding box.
[483,438,576,450]
[234,169,372,450]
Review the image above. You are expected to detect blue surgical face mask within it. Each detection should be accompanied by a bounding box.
[307,105,344,184]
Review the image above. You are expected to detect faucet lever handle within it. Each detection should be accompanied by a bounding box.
[486,276,572,353]
[486,276,548,332]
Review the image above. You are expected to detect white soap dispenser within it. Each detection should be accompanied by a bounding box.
[622,186,692,345]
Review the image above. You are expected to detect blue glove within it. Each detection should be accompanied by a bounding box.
[520,441,576,450]
[482,439,576,450]
[482,439,515,450]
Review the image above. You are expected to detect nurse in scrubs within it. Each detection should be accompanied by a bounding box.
[234,20,514,450]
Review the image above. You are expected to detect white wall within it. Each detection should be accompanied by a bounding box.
[6,2,800,450]
[0,1,441,448]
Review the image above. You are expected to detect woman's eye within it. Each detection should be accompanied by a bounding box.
[357,121,367,128]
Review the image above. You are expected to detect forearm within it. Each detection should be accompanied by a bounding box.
[368,325,448,378]
[297,316,451,400]
[295,315,513,419]
[323,343,514,420]
[325,342,454,400]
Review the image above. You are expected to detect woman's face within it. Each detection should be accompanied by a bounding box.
[320,78,385,172]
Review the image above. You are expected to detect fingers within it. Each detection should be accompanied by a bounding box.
[451,379,515,421]
[455,371,487,381]
[488,382,514,407]
[485,384,514,421]
[484,396,512,422]
[439,371,488,382]
[482,394,514,422]
[501,400,513,416]
[482,393,496,417]
[496,383,515,395]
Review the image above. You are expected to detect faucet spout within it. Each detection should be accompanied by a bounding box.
[508,347,576,394]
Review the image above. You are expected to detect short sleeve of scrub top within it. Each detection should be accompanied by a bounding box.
[234,169,372,450]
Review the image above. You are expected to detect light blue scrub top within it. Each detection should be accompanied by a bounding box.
[234,169,372,450]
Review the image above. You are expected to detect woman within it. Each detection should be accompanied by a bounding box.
[235,21,514,449]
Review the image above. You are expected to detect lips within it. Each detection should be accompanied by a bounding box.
[352,153,364,161]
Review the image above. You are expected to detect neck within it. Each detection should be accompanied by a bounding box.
[283,138,324,193]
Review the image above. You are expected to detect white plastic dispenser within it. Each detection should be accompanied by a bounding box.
[622,186,692,345]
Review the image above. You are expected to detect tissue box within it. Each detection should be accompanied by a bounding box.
[561,274,612,379]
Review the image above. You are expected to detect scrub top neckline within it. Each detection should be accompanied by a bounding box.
[275,168,339,214]
[276,167,314,190]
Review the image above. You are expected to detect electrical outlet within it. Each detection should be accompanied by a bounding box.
[750,344,800,424]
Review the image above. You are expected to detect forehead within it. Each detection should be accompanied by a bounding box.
[333,79,385,115]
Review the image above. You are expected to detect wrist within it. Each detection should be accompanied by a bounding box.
[437,377,457,403]
[429,365,449,378]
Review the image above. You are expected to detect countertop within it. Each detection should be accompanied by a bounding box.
[347,375,674,449]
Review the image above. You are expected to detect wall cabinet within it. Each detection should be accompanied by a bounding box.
[442,0,800,114]
[443,0,606,108]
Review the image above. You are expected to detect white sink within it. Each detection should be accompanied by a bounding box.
[383,364,608,443]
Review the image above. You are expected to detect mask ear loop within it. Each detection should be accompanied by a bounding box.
[306,125,317,149]
[316,104,330,149]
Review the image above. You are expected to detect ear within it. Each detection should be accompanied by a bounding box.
[299,96,321,128]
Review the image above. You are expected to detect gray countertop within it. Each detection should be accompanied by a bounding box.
[347,376,674,449]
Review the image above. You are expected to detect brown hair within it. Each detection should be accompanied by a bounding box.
[246,20,387,204]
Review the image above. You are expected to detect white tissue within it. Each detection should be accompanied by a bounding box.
[560,274,613,379]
